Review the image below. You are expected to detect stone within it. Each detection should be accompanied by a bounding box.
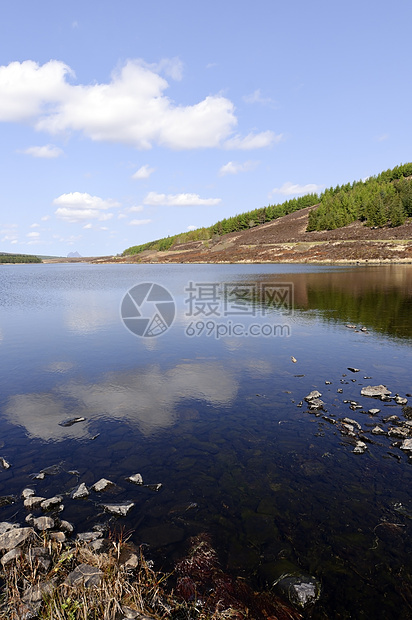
[368,408,380,415]
[102,502,135,516]
[65,563,103,587]
[388,427,410,438]
[308,398,324,410]
[304,390,322,401]
[21,488,36,499]
[127,473,143,485]
[59,417,86,427]
[40,496,63,510]
[361,385,391,398]
[22,580,55,604]
[77,531,103,543]
[50,532,66,542]
[91,478,114,492]
[59,520,74,533]
[121,606,140,619]
[0,457,11,469]
[1,547,22,566]
[24,496,47,509]
[71,483,89,499]
[0,527,34,551]
[343,417,361,430]
[400,438,412,452]
[33,516,54,531]
[395,396,408,405]
[0,522,19,536]
[353,441,367,454]
[371,426,386,435]
[347,367,360,373]
[275,574,321,609]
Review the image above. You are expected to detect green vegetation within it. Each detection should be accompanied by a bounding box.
[0,254,42,264]
[307,162,412,231]
[123,163,412,257]
[122,193,319,256]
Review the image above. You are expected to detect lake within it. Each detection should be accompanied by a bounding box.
[0,263,411,618]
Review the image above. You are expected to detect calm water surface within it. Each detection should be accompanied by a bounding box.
[0,263,412,619]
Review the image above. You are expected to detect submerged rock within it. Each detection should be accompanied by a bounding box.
[395,396,408,405]
[361,385,391,398]
[59,417,86,427]
[274,573,321,609]
[102,502,135,516]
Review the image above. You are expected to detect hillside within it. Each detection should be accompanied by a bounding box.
[115,206,412,264]
[118,162,412,264]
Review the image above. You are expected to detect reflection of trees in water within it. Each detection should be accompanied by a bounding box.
[251,267,412,340]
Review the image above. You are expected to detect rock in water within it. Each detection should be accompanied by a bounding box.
[59,417,86,427]
[127,473,143,485]
[361,385,391,398]
[275,573,321,609]
[102,503,134,516]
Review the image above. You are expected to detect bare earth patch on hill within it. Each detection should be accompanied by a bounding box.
[115,206,412,264]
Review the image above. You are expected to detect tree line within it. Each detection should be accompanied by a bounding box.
[307,163,412,231]
[0,254,42,263]
[123,162,412,256]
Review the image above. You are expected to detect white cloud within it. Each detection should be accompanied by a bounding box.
[22,144,63,158]
[41,215,50,221]
[132,165,155,180]
[143,192,221,206]
[187,225,197,231]
[83,223,92,229]
[243,89,276,106]
[118,213,127,219]
[129,219,152,226]
[224,130,281,150]
[30,223,40,228]
[219,160,258,176]
[53,192,120,223]
[27,231,40,237]
[0,59,273,151]
[128,205,144,212]
[0,60,72,121]
[271,182,323,196]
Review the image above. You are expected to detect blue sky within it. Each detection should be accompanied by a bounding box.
[1,0,411,257]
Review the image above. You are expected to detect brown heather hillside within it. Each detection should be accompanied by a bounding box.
[112,205,412,264]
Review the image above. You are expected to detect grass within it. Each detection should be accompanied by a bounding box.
[0,530,303,620]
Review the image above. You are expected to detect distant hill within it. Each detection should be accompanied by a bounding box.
[123,163,412,258]
[0,253,42,264]
[67,251,82,258]
[118,162,412,265]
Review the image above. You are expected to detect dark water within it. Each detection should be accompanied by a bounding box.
[0,263,412,618]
